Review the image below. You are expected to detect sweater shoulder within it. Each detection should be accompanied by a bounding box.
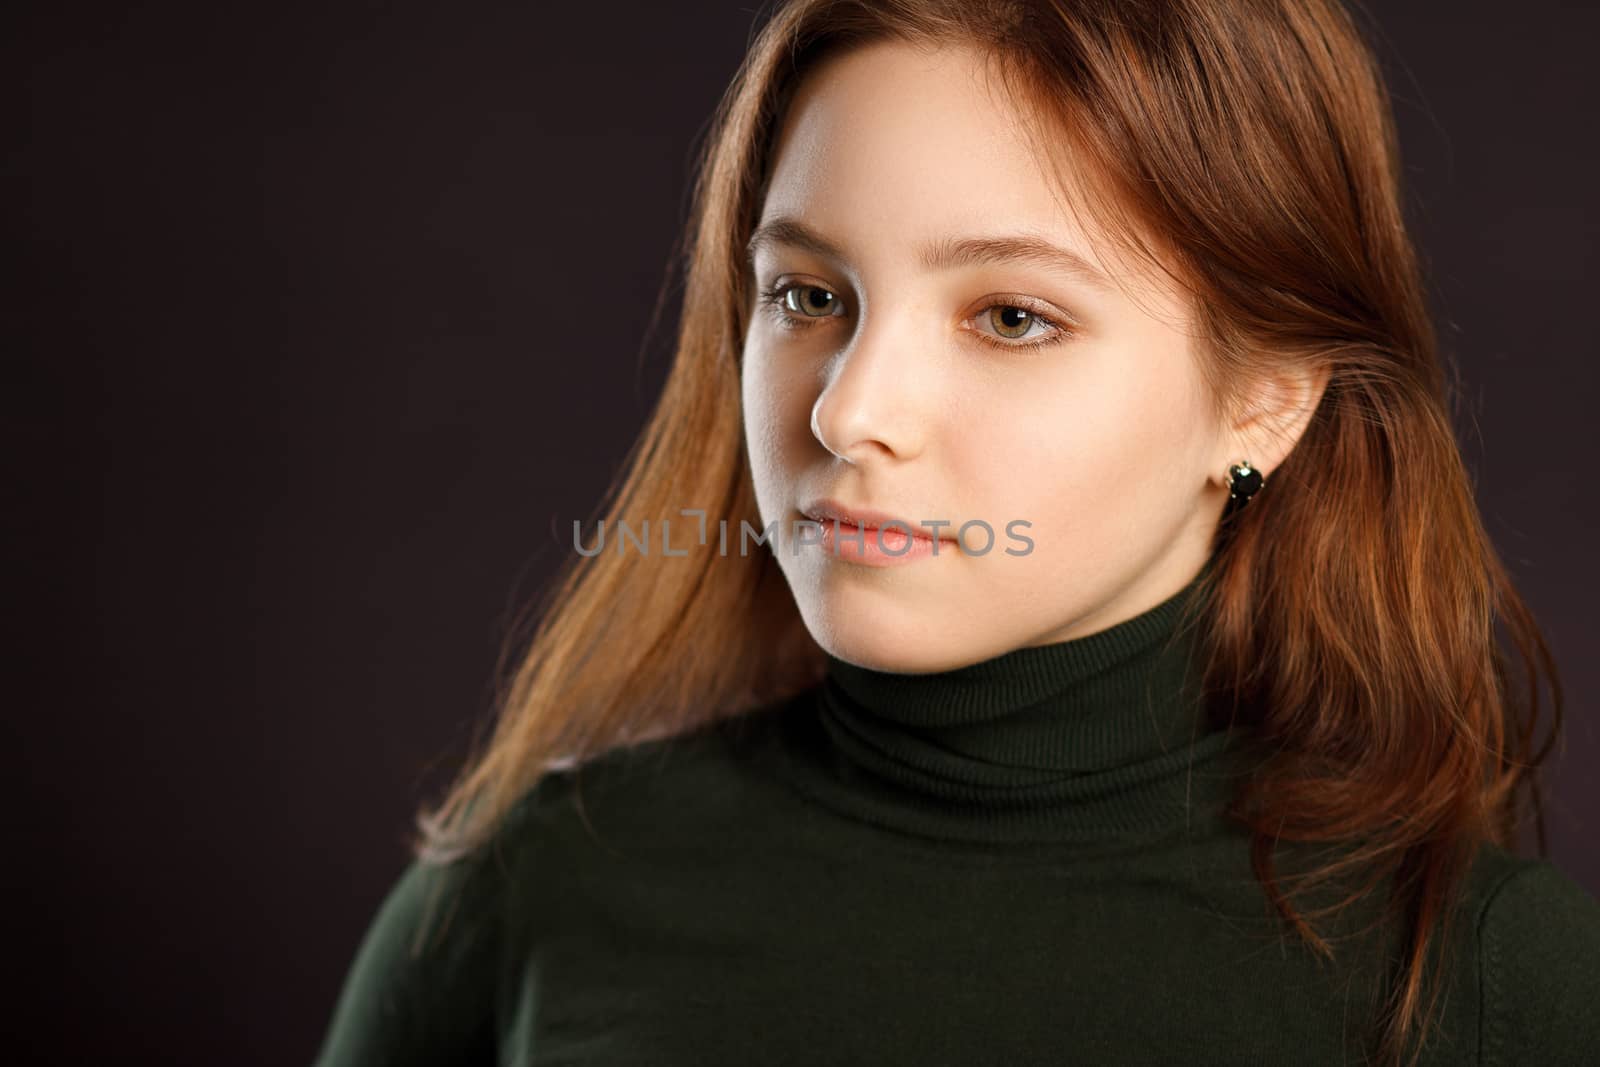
[311,714,751,1067]
[1475,850,1600,1066]
[312,844,511,1065]
[505,707,766,834]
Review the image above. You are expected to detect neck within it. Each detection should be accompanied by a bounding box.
[764,566,1248,845]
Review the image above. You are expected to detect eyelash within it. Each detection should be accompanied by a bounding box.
[755,281,1072,351]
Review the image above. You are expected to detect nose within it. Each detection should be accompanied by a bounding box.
[809,313,931,465]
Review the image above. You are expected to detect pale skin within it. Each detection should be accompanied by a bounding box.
[740,39,1328,674]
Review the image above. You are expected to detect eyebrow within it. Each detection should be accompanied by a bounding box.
[744,215,1116,293]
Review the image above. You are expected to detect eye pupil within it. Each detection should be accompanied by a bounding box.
[991,305,1032,338]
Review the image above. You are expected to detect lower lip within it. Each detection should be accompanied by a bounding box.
[813,519,946,567]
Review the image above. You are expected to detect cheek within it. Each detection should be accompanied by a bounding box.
[947,351,1208,548]
[741,345,816,504]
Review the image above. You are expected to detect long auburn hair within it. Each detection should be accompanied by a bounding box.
[413,2,1562,1064]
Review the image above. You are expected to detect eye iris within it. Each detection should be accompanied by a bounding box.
[990,305,1032,339]
[786,286,836,317]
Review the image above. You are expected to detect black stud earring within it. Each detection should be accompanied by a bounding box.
[1225,461,1265,503]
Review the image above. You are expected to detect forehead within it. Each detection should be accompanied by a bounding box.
[767,44,1062,236]
[759,38,1147,290]
[758,39,1190,321]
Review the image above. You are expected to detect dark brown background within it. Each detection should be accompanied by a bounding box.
[8,2,1596,1063]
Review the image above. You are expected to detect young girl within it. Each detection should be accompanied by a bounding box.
[314,1,1600,1064]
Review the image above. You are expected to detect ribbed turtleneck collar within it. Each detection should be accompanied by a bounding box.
[760,568,1249,845]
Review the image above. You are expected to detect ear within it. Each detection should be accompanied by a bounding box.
[1216,362,1331,484]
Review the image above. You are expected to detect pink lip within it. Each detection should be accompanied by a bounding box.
[800,499,956,542]
[797,499,956,568]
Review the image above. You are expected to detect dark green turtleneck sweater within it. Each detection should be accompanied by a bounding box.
[313,578,1600,1065]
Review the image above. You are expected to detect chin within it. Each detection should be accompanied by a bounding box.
[799,601,980,675]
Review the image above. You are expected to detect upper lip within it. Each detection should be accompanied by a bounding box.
[799,498,954,540]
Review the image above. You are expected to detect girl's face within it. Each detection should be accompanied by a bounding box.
[741,40,1237,673]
